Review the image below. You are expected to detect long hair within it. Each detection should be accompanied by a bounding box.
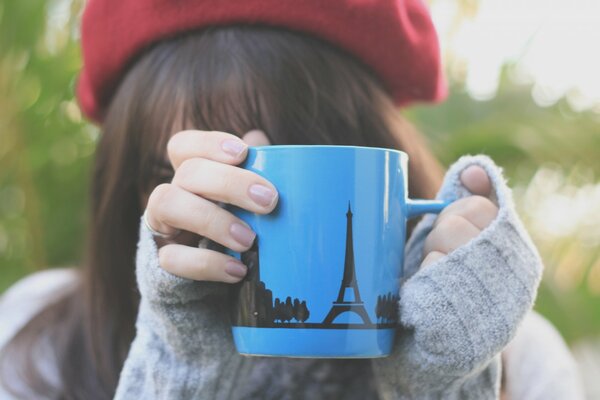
[0,24,444,399]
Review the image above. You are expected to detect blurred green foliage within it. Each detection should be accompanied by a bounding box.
[1,0,599,344]
[0,0,92,290]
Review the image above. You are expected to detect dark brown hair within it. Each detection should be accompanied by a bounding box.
[0,24,444,399]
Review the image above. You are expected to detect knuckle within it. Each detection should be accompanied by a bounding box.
[167,130,190,159]
[422,250,446,267]
[423,226,441,253]
[158,245,178,271]
[168,130,214,166]
[425,249,444,257]
[194,254,213,278]
[437,214,471,236]
[465,195,496,213]
[193,202,220,233]
[429,250,446,259]
[191,249,224,282]
[463,195,498,227]
[219,170,239,199]
[173,158,201,186]
[211,166,245,203]
[148,183,173,219]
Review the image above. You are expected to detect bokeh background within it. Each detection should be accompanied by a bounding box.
[1,0,599,396]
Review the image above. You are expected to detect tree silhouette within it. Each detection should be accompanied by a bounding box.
[293,298,300,317]
[229,232,315,327]
[375,292,400,324]
[376,295,383,320]
[273,298,282,323]
[282,297,294,323]
[296,300,310,323]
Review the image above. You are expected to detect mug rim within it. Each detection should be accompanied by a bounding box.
[249,144,409,158]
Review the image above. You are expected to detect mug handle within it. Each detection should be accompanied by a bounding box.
[406,198,454,219]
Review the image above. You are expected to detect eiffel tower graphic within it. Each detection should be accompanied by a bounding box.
[322,202,373,326]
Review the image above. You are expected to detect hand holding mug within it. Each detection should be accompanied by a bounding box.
[143,129,276,284]
[421,166,499,268]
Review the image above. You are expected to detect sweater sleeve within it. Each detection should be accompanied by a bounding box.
[371,154,544,400]
[114,219,243,399]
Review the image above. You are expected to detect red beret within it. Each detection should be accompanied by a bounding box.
[77,0,447,123]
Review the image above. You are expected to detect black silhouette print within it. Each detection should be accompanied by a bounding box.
[375,293,400,324]
[322,203,374,327]
[230,238,311,327]
[230,202,398,329]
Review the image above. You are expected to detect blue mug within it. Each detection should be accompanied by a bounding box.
[228,145,451,358]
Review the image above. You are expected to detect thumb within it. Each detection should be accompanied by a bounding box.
[459,165,492,197]
[242,129,271,146]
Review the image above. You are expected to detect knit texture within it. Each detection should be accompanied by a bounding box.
[115,154,543,399]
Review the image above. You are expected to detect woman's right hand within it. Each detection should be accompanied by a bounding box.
[144,129,276,284]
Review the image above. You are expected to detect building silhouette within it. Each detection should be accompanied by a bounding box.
[231,238,275,327]
[230,237,310,327]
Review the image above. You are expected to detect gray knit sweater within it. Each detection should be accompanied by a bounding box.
[114,154,544,400]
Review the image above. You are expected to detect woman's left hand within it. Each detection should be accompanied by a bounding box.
[421,165,499,268]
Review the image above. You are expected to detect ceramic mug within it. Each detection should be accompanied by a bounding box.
[228,145,452,358]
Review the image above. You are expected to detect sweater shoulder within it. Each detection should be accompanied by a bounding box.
[502,310,585,400]
[0,268,78,399]
[0,268,79,350]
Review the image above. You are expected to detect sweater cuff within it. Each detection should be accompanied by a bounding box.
[402,154,543,371]
[372,155,543,398]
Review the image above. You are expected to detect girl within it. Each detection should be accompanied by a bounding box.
[0,0,583,399]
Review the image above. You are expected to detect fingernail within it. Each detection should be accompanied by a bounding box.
[230,222,256,247]
[221,139,247,158]
[225,260,247,278]
[248,184,277,207]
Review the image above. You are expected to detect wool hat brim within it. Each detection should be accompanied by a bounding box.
[77,0,447,124]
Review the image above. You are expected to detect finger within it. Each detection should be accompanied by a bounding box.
[173,158,278,213]
[167,130,249,169]
[242,129,271,146]
[158,244,248,283]
[460,165,492,197]
[423,214,481,256]
[147,183,257,252]
[433,195,498,231]
[420,250,446,268]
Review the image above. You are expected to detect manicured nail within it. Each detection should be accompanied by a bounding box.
[248,184,277,207]
[221,139,247,158]
[225,260,247,278]
[230,222,256,247]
